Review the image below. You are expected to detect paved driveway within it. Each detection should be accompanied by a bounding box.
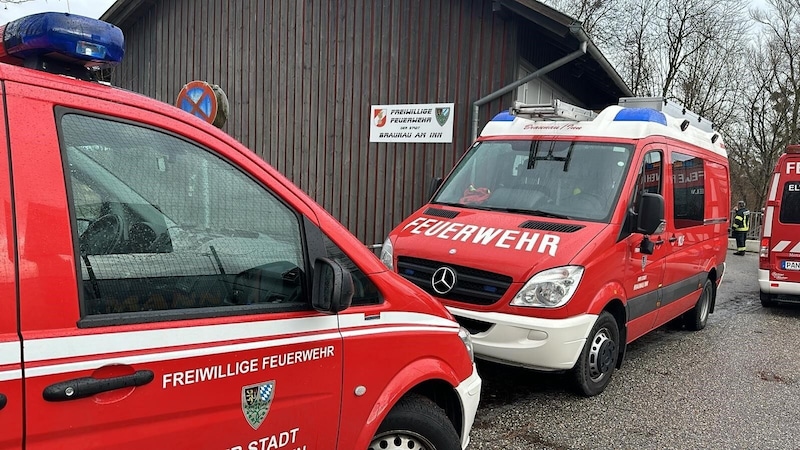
[468,250,800,449]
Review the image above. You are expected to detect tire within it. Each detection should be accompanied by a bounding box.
[760,291,775,307]
[684,278,713,331]
[369,394,460,450]
[572,311,619,397]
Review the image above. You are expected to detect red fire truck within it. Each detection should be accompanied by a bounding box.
[0,12,480,450]
[382,97,730,396]
[759,144,800,306]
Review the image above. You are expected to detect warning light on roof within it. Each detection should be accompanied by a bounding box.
[0,12,124,68]
[613,108,667,126]
[491,111,515,122]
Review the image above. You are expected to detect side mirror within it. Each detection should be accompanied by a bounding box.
[312,257,354,314]
[428,177,443,201]
[639,236,655,255]
[636,193,665,235]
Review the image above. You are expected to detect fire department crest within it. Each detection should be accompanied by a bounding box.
[435,107,451,126]
[374,108,387,127]
[241,380,275,430]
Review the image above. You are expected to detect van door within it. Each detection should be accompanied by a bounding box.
[0,90,23,450]
[768,170,800,285]
[624,147,668,341]
[7,84,342,449]
[656,150,712,327]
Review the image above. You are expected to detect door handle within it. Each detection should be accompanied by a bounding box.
[654,238,665,245]
[0,393,6,410]
[669,236,679,243]
[43,370,154,402]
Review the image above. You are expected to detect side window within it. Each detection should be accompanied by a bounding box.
[61,113,308,319]
[780,181,800,224]
[632,150,662,214]
[322,235,383,306]
[671,152,705,228]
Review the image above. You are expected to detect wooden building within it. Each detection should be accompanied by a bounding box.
[102,0,631,247]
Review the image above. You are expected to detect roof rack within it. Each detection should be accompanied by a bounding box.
[618,97,715,133]
[510,99,597,122]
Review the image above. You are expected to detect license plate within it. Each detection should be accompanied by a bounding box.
[781,260,800,271]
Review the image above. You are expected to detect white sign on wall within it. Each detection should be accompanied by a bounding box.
[370,103,455,143]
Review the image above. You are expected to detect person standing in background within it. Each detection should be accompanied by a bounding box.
[732,200,750,255]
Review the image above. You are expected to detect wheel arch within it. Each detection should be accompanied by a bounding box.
[705,265,719,314]
[352,358,465,449]
[584,282,628,368]
[602,298,627,368]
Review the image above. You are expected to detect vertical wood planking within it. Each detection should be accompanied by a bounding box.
[112,0,518,246]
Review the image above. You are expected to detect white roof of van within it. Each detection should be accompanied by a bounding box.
[481,103,727,159]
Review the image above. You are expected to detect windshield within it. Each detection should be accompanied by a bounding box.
[433,140,634,221]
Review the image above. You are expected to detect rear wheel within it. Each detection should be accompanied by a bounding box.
[369,394,460,450]
[684,278,713,331]
[572,311,619,397]
[760,291,775,307]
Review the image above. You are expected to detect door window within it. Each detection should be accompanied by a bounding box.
[671,152,705,228]
[780,182,800,224]
[632,150,663,213]
[60,113,308,320]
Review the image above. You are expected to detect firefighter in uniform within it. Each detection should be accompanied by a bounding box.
[732,200,750,255]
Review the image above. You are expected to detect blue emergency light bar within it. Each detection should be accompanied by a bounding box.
[613,108,667,126]
[491,111,515,121]
[0,12,124,68]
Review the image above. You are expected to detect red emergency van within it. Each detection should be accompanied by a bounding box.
[759,144,800,307]
[0,13,480,450]
[382,98,730,396]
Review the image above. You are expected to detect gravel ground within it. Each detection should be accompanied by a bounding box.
[467,250,800,449]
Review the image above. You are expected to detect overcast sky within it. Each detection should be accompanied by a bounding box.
[0,0,116,23]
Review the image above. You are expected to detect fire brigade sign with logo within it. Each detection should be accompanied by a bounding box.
[242,381,276,429]
[370,102,455,143]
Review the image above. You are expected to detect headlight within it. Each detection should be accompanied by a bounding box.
[511,266,584,308]
[457,327,475,363]
[379,237,394,270]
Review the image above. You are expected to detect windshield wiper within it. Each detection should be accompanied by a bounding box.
[432,201,492,211]
[432,201,464,207]
[496,208,571,219]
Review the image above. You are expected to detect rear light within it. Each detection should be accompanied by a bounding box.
[759,238,770,269]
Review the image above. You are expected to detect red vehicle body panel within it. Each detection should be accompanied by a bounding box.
[0,56,479,449]
[759,148,800,300]
[386,110,730,384]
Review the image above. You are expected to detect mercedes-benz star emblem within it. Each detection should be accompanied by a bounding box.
[431,266,457,295]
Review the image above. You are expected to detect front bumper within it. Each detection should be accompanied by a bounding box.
[448,306,597,371]
[455,363,482,449]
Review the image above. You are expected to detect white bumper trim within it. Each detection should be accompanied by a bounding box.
[447,306,598,371]
[455,364,482,449]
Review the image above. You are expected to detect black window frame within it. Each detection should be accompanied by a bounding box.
[55,107,316,328]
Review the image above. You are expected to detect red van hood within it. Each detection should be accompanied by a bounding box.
[390,206,609,281]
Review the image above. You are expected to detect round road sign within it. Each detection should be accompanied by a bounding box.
[176,80,229,128]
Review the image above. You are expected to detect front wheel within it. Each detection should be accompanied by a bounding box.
[683,278,713,331]
[572,311,619,397]
[369,394,460,450]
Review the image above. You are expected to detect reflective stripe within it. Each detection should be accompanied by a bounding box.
[18,312,458,378]
[763,207,774,237]
[773,241,791,252]
[791,242,800,253]
[768,173,780,201]
[26,316,340,363]
[0,341,20,366]
[0,341,22,382]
